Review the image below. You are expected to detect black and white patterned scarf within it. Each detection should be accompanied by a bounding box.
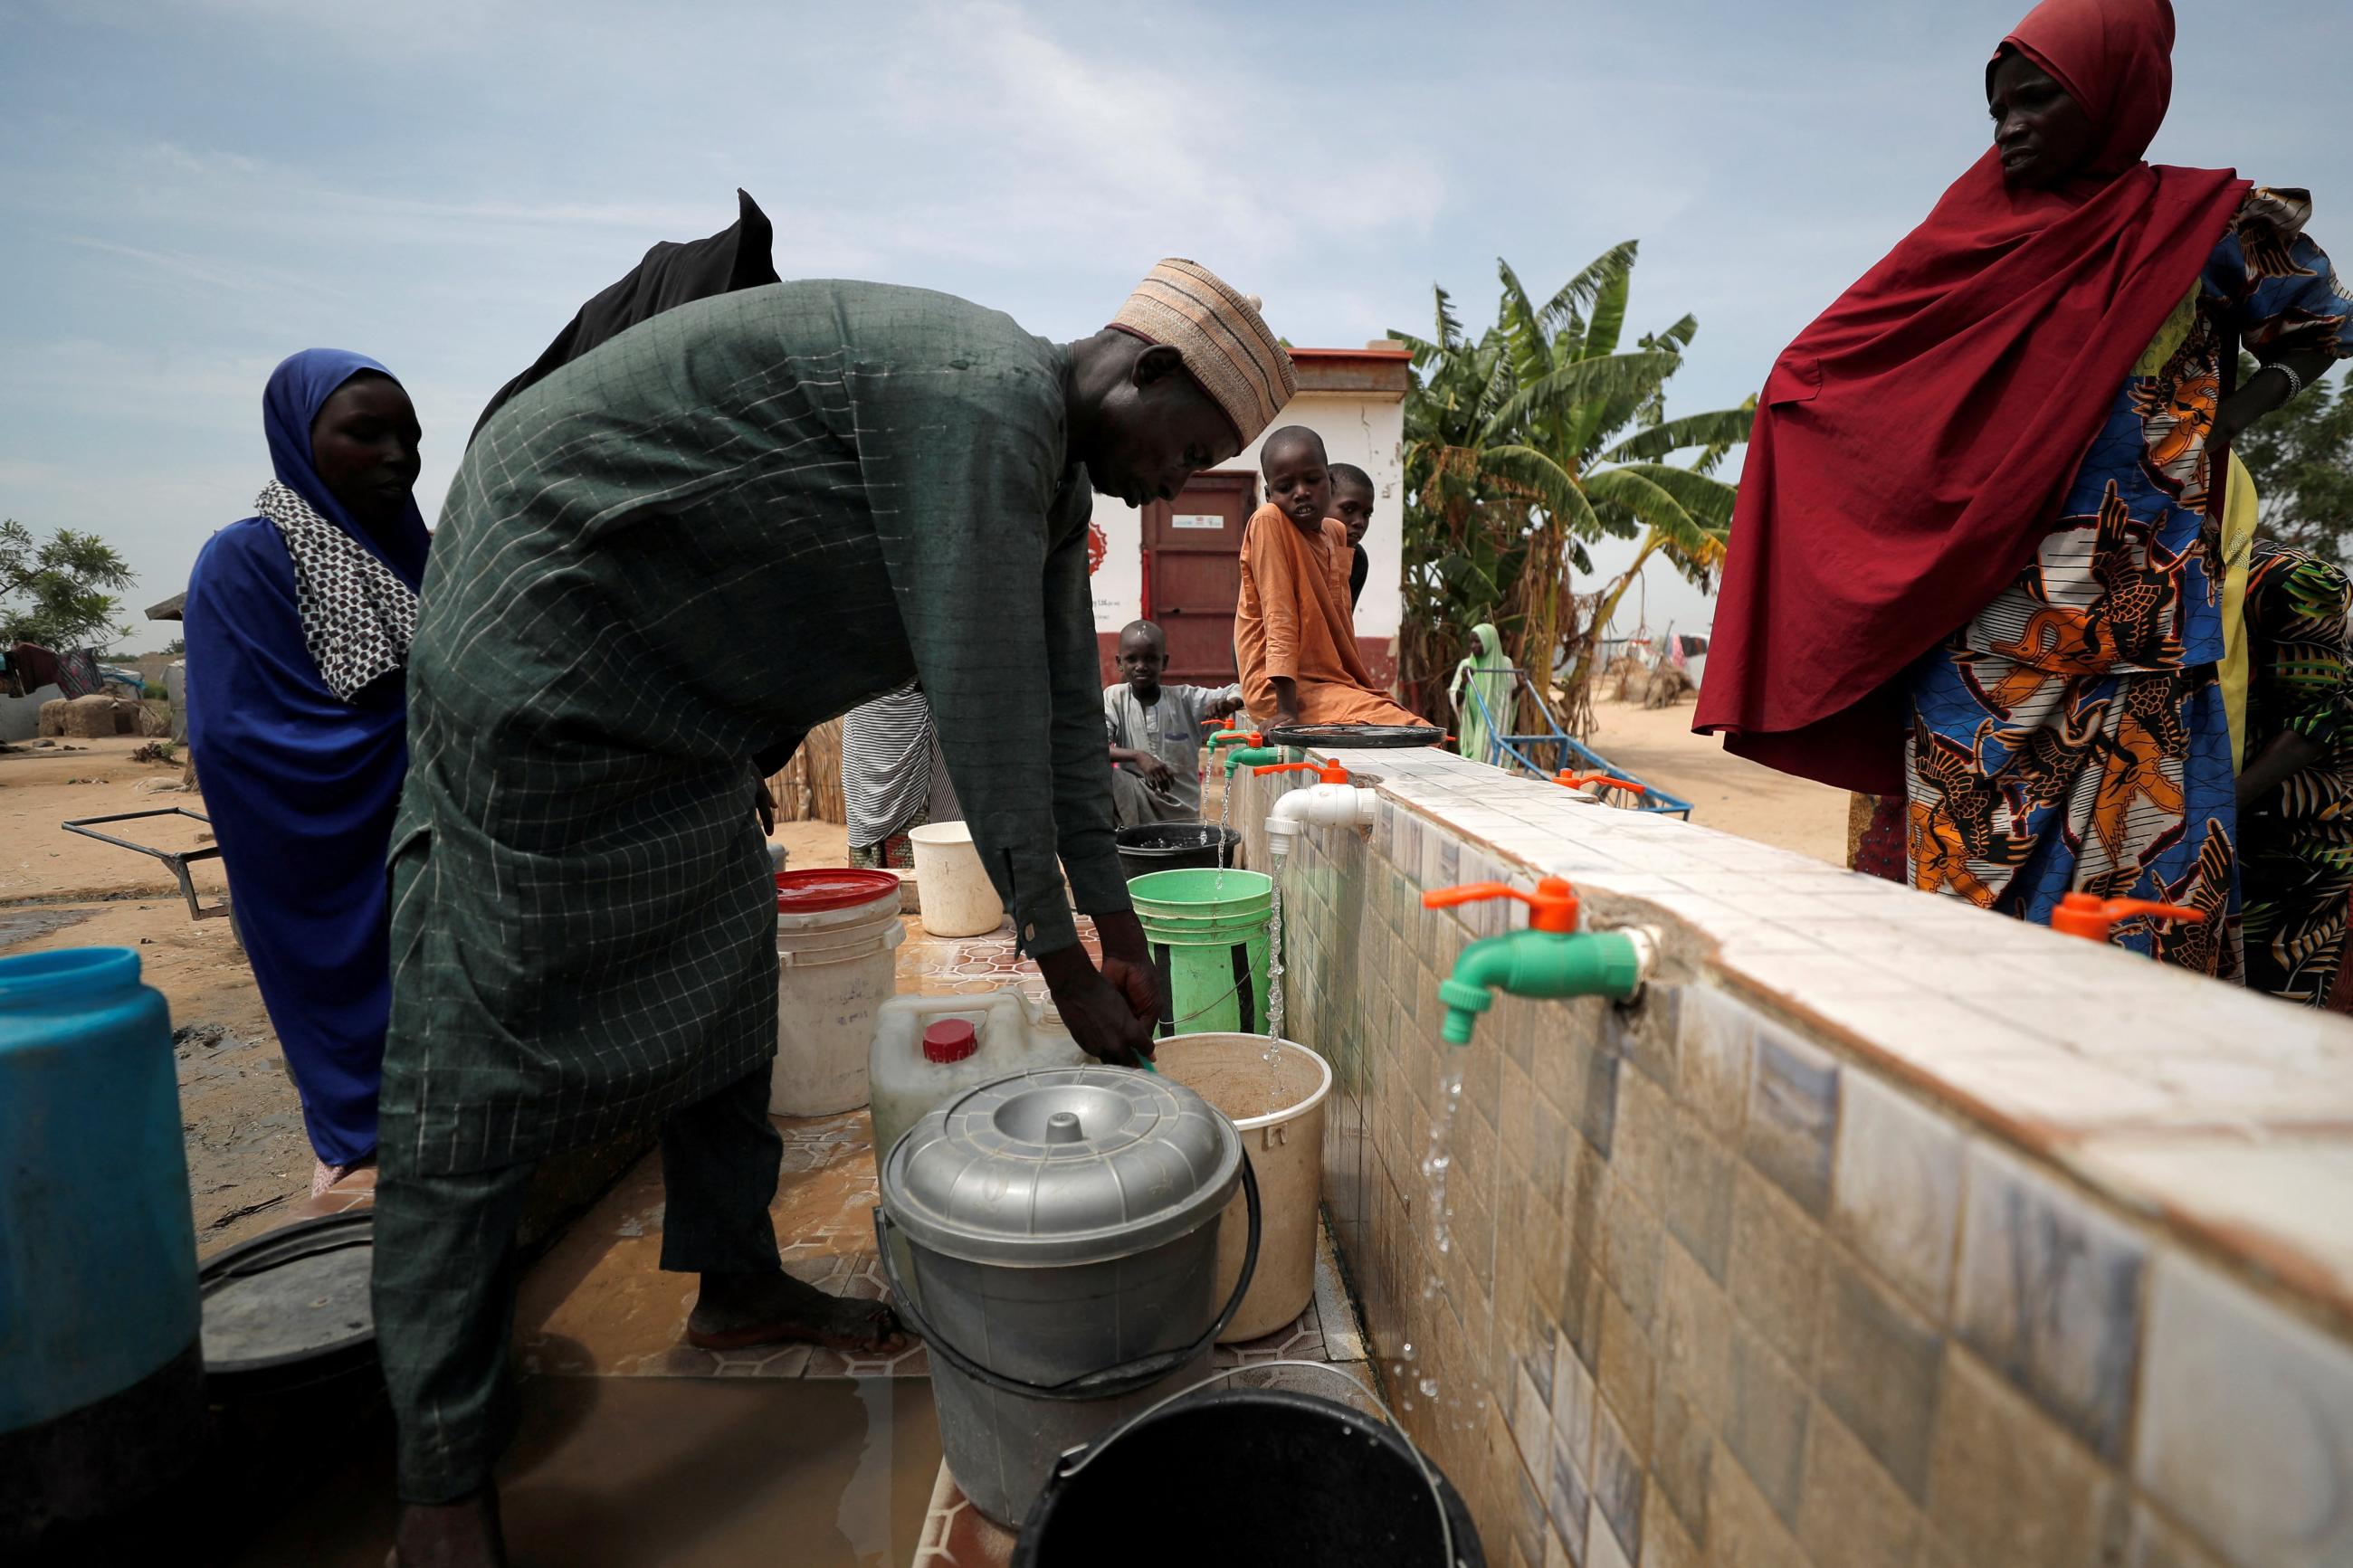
[255,480,419,702]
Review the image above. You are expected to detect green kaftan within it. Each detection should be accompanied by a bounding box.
[384,282,1126,1175]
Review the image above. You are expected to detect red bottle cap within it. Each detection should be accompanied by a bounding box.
[923,1019,978,1064]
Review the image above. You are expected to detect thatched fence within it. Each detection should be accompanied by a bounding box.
[764,717,845,824]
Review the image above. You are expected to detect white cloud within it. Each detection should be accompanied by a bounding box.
[879,0,1443,270]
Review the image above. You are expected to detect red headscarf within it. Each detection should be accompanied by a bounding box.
[1692,0,2248,794]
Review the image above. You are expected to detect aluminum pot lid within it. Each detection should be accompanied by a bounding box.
[880,1066,1242,1267]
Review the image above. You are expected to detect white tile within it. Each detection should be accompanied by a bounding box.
[1926,1050,2184,1129]
[1832,1072,1964,1319]
[2071,1136,2353,1334]
[1955,1141,2148,1459]
[1513,1363,1554,1468]
[1784,989,2050,1061]
[1726,949,1929,1004]
[1551,1329,1596,1476]
[1677,986,1755,1140]
[2137,1250,2353,1568]
[1587,1514,1634,1568]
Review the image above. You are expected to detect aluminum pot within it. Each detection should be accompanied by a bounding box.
[876,1066,1257,1526]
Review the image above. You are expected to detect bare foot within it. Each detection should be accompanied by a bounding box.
[389,1486,507,1568]
[686,1269,911,1354]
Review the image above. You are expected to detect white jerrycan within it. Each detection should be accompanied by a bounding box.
[867,986,1091,1163]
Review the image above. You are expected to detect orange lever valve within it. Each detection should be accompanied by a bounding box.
[1555,769,1643,795]
[2049,892,2208,942]
[1253,758,1352,784]
[1422,875,1583,934]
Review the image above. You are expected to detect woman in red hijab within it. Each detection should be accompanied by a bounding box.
[1697,0,2349,970]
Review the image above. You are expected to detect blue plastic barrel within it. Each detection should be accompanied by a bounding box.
[0,947,203,1542]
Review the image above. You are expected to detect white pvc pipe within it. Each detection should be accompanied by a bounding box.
[1264,784,1378,858]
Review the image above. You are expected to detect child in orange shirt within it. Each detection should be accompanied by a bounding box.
[1234,426,1422,730]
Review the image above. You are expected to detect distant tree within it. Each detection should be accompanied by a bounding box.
[2237,356,2353,567]
[0,518,135,651]
[161,637,186,657]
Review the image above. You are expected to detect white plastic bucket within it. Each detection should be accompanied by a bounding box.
[907,822,1005,938]
[1155,1034,1333,1343]
[772,871,906,1117]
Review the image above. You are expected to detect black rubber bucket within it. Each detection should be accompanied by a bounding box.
[1013,1388,1484,1566]
[198,1210,385,1470]
[1116,823,1243,885]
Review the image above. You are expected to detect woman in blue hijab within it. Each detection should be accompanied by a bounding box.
[186,349,430,1193]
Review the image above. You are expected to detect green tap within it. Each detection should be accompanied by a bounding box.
[1205,727,1285,778]
[1422,877,1645,1045]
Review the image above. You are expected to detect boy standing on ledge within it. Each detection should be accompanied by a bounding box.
[1234,426,1422,729]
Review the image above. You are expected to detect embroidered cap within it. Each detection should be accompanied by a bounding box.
[1110,259,1297,444]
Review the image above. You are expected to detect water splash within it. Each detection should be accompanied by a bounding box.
[1419,1067,1465,1258]
[1393,1060,1477,1430]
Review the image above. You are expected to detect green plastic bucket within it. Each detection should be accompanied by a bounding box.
[1128,869,1272,1038]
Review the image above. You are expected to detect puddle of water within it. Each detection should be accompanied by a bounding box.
[228,1376,942,1567]
[0,905,98,951]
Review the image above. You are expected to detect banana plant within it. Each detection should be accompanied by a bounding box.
[1394,242,1750,736]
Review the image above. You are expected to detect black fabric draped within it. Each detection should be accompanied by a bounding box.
[469,188,781,443]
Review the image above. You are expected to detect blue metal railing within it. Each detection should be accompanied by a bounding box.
[1457,670,1694,819]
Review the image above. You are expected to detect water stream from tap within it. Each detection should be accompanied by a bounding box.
[1215,777,1234,899]
[1389,1053,1486,1434]
[1265,856,1285,1044]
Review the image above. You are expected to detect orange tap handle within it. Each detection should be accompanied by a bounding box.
[1422,875,1582,933]
[1556,769,1643,794]
[2049,891,2209,942]
[1252,758,1352,784]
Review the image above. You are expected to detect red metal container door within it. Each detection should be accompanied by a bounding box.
[1140,471,1255,689]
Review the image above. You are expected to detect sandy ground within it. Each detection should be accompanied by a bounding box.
[1583,695,1849,866]
[0,734,847,1258]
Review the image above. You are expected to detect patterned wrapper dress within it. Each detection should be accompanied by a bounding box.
[1905,190,2352,971]
[2240,543,2353,1004]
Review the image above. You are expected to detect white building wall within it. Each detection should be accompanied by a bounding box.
[0,684,64,743]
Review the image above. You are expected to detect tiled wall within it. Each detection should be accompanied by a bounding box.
[1231,747,2353,1568]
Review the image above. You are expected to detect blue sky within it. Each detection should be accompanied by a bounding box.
[4,0,2348,649]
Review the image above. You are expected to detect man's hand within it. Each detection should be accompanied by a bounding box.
[1035,914,1160,1068]
[754,780,776,837]
[1110,744,1174,789]
[1091,908,1159,1024]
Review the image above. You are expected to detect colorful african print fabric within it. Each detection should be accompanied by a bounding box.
[2240,544,2353,1005]
[1906,190,2351,972]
